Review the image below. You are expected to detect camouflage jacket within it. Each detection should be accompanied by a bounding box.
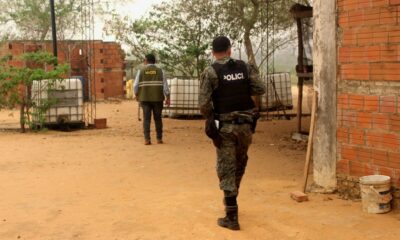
[199,57,266,121]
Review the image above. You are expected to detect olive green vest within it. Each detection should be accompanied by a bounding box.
[138,65,165,102]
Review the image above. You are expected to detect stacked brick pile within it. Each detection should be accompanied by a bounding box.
[0,40,125,100]
[91,42,125,99]
[337,0,400,199]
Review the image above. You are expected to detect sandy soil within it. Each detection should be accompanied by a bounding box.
[0,100,399,240]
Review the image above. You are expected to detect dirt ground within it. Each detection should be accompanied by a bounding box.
[0,100,399,240]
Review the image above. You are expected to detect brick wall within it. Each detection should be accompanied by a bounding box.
[337,0,400,197]
[0,40,125,100]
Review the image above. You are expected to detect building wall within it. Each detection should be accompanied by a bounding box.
[337,0,400,198]
[0,40,125,100]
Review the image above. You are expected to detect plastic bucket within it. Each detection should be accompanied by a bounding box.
[359,175,392,214]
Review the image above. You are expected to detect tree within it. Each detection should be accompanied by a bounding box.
[106,0,240,79]
[106,0,304,76]
[216,0,300,70]
[0,52,69,132]
[0,0,80,41]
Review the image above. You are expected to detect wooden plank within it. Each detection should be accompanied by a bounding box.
[297,72,313,78]
[291,10,313,19]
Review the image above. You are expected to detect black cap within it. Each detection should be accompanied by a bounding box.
[145,53,156,64]
[212,36,231,53]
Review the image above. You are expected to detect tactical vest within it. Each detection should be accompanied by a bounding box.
[211,59,255,114]
[138,65,165,102]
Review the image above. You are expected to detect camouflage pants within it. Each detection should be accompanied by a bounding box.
[216,123,253,197]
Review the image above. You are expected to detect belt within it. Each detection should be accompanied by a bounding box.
[220,118,252,125]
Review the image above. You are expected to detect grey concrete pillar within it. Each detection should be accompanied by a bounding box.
[312,0,337,192]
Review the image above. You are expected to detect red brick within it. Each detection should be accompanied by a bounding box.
[338,127,350,143]
[382,133,400,150]
[380,96,397,113]
[363,8,381,25]
[371,63,400,81]
[388,152,400,169]
[365,46,381,62]
[364,96,379,112]
[373,0,390,7]
[371,149,389,166]
[372,113,390,130]
[380,7,398,24]
[339,47,351,63]
[398,96,400,113]
[341,64,370,81]
[376,166,395,177]
[380,45,399,62]
[339,15,350,28]
[342,145,358,161]
[338,94,349,110]
[366,131,384,148]
[290,191,309,202]
[390,114,400,131]
[342,29,357,45]
[337,110,343,126]
[337,159,350,175]
[350,161,372,177]
[390,0,400,5]
[357,112,373,128]
[341,110,358,127]
[350,128,365,145]
[349,95,365,109]
[347,14,366,27]
[358,147,372,162]
[343,0,361,11]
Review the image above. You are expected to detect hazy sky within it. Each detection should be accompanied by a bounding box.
[118,0,163,18]
[98,0,164,41]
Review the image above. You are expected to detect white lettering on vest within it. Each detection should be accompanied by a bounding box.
[223,73,244,81]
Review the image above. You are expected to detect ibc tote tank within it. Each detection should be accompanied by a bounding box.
[31,78,84,126]
[261,73,294,111]
[162,78,201,118]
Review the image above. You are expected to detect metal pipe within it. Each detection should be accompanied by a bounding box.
[50,0,58,58]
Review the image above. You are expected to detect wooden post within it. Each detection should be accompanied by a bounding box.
[303,91,318,192]
[296,18,304,133]
[49,0,58,59]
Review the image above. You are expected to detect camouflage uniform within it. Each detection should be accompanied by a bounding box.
[199,57,266,197]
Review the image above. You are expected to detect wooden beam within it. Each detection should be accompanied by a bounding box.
[297,18,304,133]
[297,72,313,78]
[291,9,313,19]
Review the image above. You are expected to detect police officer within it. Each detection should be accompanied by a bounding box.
[199,36,265,230]
[134,54,170,145]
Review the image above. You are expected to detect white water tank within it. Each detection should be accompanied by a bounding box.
[261,73,293,111]
[163,78,201,118]
[31,78,84,125]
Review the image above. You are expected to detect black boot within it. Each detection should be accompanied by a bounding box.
[217,205,240,230]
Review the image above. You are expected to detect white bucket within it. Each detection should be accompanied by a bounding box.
[359,175,392,214]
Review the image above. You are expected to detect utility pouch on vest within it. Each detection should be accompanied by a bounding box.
[205,115,222,148]
[251,112,260,133]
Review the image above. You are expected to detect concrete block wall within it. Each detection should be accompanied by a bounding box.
[337,0,400,198]
[0,40,125,100]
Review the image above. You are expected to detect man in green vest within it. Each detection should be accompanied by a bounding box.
[134,54,170,145]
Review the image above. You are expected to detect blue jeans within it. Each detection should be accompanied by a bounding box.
[141,101,164,141]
